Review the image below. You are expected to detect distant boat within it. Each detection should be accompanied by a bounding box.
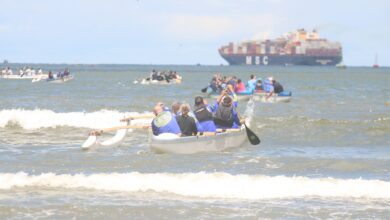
[3,59,8,64]
[373,54,379,68]
[336,62,347,69]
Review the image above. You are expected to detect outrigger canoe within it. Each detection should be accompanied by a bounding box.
[82,118,259,154]
[253,91,292,103]
[134,78,182,85]
[206,92,252,101]
[47,75,74,83]
[1,74,48,80]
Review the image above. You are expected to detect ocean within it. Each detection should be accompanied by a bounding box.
[0,64,389,219]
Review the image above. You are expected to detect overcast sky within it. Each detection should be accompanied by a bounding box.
[0,0,389,66]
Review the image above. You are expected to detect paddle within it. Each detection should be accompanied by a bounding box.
[89,125,150,136]
[120,114,155,122]
[244,123,260,145]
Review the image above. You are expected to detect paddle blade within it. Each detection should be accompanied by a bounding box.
[201,86,208,93]
[244,124,260,145]
[81,135,97,149]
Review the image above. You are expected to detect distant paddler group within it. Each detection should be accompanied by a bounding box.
[45,68,73,83]
[202,73,292,103]
[0,66,74,83]
[134,69,182,85]
[1,66,47,80]
[82,92,260,154]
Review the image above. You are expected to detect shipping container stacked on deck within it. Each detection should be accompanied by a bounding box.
[219,29,343,66]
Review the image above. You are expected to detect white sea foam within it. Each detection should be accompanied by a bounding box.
[0,109,152,129]
[1,172,389,200]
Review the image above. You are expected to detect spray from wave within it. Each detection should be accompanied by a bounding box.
[1,172,389,200]
[0,109,152,129]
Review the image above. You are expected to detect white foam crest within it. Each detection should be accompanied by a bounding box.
[1,172,389,200]
[0,109,152,129]
[243,98,255,125]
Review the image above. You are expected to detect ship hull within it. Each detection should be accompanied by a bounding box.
[220,54,342,66]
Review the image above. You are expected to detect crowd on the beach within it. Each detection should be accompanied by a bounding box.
[148,91,242,137]
[145,69,181,82]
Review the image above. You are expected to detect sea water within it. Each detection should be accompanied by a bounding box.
[0,64,389,219]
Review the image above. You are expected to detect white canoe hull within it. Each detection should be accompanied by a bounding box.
[207,94,252,101]
[253,93,291,103]
[1,74,48,80]
[47,75,73,83]
[150,125,247,154]
[134,78,181,85]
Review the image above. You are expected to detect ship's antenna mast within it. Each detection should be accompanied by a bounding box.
[375,53,378,65]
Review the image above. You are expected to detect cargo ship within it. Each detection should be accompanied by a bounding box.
[219,29,342,66]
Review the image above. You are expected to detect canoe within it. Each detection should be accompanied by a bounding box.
[1,74,47,80]
[47,75,74,83]
[207,92,252,101]
[134,78,181,85]
[253,92,292,103]
[150,125,248,154]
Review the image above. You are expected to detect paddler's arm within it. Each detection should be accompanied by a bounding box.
[216,89,228,104]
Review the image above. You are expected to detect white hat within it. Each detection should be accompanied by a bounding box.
[268,76,274,81]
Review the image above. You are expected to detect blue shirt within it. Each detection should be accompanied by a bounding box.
[263,79,274,93]
[151,111,181,135]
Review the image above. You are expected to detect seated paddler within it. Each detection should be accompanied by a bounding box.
[151,103,181,136]
[175,103,198,136]
[213,92,241,129]
[193,96,216,132]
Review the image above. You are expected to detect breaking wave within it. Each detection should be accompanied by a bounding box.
[1,172,389,200]
[0,109,152,129]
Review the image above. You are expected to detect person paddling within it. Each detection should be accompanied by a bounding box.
[193,96,216,132]
[151,103,181,136]
[213,91,241,129]
[175,103,198,136]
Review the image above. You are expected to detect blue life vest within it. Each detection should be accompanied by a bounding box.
[194,105,216,132]
[152,111,181,135]
[263,79,274,93]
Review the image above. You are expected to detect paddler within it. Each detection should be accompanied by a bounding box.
[193,96,216,132]
[213,91,241,129]
[151,103,181,136]
[175,103,198,136]
[246,74,257,93]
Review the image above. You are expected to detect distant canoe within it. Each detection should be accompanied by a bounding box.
[134,78,182,85]
[206,92,252,101]
[253,92,292,103]
[47,75,74,83]
[1,74,48,80]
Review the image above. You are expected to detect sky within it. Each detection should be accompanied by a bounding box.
[0,0,389,66]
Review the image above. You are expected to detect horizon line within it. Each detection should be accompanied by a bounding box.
[1,62,388,68]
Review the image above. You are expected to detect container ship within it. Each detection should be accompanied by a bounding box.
[219,29,342,66]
